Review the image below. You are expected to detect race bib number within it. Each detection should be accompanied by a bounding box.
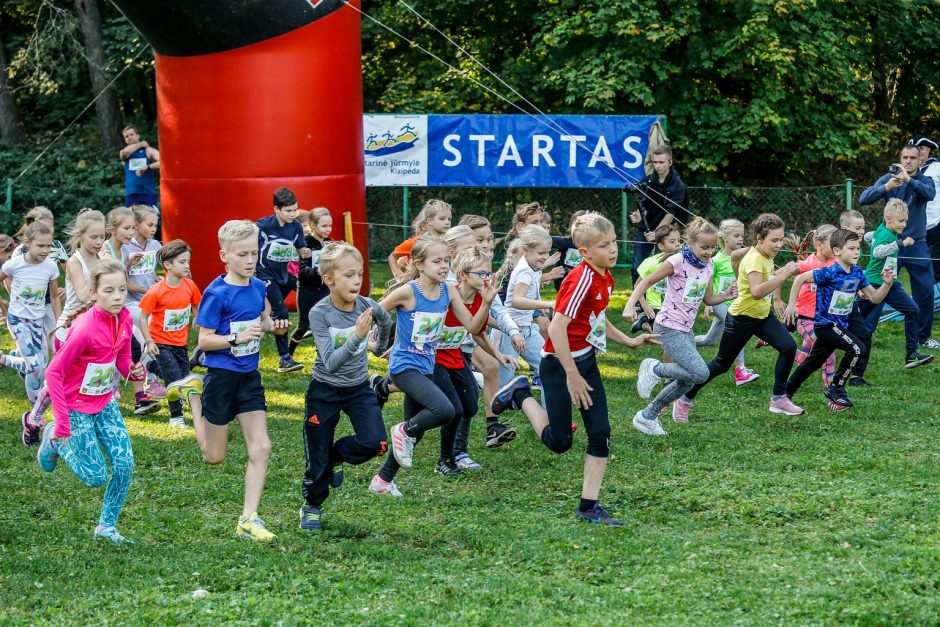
[266,240,296,263]
[564,248,583,267]
[586,310,607,353]
[437,325,467,350]
[652,279,667,294]
[230,317,261,357]
[716,276,734,294]
[411,311,445,350]
[765,274,775,301]
[330,325,366,354]
[828,290,855,316]
[682,279,708,304]
[309,250,321,269]
[884,256,898,273]
[17,285,47,309]
[80,361,116,396]
[163,306,191,332]
[128,250,157,276]
[128,157,147,172]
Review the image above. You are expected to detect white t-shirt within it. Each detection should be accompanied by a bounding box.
[923,160,940,230]
[506,257,541,328]
[1,255,59,320]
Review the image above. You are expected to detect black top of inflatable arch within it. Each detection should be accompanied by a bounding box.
[110,0,345,57]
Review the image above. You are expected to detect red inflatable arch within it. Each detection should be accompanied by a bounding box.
[111,0,368,292]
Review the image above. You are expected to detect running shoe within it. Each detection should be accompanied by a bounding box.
[368,475,403,497]
[435,459,465,477]
[299,505,322,531]
[755,339,769,349]
[95,525,129,543]
[145,374,167,399]
[189,347,206,370]
[672,397,692,423]
[21,410,40,446]
[37,422,58,472]
[920,338,940,350]
[490,375,530,416]
[636,358,661,399]
[277,356,304,373]
[823,385,852,408]
[166,373,204,403]
[905,351,934,369]
[454,453,482,471]
[574,504,623,527]
[330,463,344,489]
[531,374,543,391]
[768,396,804,416]
[168,416,188,429]
[370,374,390,408]
[828,400,851,412]
[472,370,484,390]
[236,513,276,542]
[734,366,760,386]
[390,422,416,468]
[631,410,667,436]
[133,395,161,415]
[485,422,517,448]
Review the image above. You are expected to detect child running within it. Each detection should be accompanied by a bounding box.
[624,224,681,333]
[12,207,69,339]
[299,242,392,531]
[490,212,659,526]
[370,237,495,497]
[37,259,143,543]
[124,205,165,398]
[626,217,737,435]
[388,199,452,277]
[671,213,803,420]
[287,207,333,359]
[139,240,204,429]
[1,221,61,445]
[782,229,894,410]
[195,220,290,541]
[792,225,838,387]
[694,218,759,385]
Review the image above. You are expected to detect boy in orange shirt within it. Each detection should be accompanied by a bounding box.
[139,239,204,428]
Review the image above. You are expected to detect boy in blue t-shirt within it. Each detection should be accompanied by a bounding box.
[782,229,894,411]
[196,220,290,542]
[256,187,311,373]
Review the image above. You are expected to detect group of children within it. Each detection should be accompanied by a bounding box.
[1,191,933,542]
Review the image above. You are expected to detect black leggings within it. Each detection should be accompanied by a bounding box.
[289,284,329,355]
[686,313,797,399]
[378,369,455,481]
[433,360,479,463]
[785,324,865,397]
[539,350,610,458]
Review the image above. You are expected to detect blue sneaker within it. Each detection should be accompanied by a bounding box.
[37,422,58,473]
[330,463,344,489]
[95,525,130,543]
[490,375,531,416]
[574,504,623,527]
[299,505,323,531]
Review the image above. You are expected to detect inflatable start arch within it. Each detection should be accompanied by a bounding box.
[111,0,367,290]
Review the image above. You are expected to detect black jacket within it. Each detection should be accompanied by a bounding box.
[297,236,329,289]
[628,169,690,231]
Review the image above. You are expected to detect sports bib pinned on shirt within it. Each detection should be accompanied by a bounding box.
[884,256,898,273]
[652,279,667,294]
[309,250,321,269]
[330,325,367,354]
[716,276,734,294]
[267,240,296,263]
[80,361,116,396]
[128,250,158,276]
[682,279,708,304]
[163,306,192,332]
[128,157,148,172]
[437,325,468,350]
[586,310,607,353]
[230,317,261,357]
[564,248,583,267]
[828,290,855,316]
[411,311,445,350]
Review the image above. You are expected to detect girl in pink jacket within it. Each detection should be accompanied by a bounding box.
[37,259,144,543]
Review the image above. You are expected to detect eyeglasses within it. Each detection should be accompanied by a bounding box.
[466,271,492,280]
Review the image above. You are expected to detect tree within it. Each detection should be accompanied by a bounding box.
[0,29,27,146]
[73,0,122,152]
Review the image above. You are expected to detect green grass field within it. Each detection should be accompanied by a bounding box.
[1,266,938,624]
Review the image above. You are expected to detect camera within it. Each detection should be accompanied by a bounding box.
[889,165,901,175]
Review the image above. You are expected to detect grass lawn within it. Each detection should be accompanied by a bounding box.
[0,265,938,624]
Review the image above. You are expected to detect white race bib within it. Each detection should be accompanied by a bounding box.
[411,311,445,350]
[330,325,366,354]
[80,361,116,396]
[765,274,775,301]
[230,317,261,357]
[309,250,321,269]
[716,276,734,294]
[266,240,296,263]
[828,290,855,316]
[564,248,583,267]
[586,310,607,353]
[16,284,47,310]
[682,279,708,304]
[128,250,157,276]
[884,256,898,273]
[437,325,467,350]
[128,157,147,172]
[163,306,191,332]
[652,279,667,294]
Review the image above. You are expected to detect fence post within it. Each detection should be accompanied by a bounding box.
[845,179,853,211]
[620,190,628,265]
[4,179,11,214]
[402,186,410,239]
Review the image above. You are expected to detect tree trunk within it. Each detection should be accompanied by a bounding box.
[0,32,27,146]
[73,0,122,152]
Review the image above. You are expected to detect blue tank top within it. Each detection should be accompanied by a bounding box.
[124,147,156,196]
[388,280,450,375]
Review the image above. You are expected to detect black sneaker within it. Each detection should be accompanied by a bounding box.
[277,356,304,373]
[299,505,322,531]
[574,504,623,527]
[435,459,465,477]
[848,376,873,387]
[370,374,390,408]
[485,422,517,448]
[189,347,206,370]
[823,384,852,408]
[905,351,934,369]
[490,375,531,416]
[20,411,40,447]
[134,395,161,415]
[330,463,344,489]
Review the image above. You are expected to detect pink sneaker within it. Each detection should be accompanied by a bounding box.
[145,375,167,399]
[828,400,850,412]
[734,367,760,386]
[769,396,804,416]
[672,397,691,423]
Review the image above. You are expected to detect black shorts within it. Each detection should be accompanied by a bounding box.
[202,367,267,426]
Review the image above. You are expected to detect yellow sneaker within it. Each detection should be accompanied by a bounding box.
[166,373,204,405]
[236,513,276,542]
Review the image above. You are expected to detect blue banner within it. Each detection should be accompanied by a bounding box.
[364,114,660,188]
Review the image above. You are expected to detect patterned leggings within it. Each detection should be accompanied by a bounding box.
[4,313,47,418]
[55,400,134,529]
[795,318,835,388]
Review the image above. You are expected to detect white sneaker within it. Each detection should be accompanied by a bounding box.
[390,422,416,468]
[168,416,188,429]
[632,410,668,436]
[368,475,403,497]
[636,358,661,399]
[454,453,482,470]
[921,338,940,350]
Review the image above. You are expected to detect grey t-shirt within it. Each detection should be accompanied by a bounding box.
[310,295,392,387]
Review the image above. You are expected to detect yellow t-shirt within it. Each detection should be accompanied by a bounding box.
[729,247,773,318]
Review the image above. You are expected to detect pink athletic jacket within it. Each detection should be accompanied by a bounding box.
[47,305,134,438]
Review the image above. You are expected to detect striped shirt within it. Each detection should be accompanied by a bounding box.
[543,260,614,356]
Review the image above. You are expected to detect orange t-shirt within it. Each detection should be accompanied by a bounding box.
[139,277,202,346]
[393,236,418,258]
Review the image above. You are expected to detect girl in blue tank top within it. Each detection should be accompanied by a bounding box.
[369,237,496,497]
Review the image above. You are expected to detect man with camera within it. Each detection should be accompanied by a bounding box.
[626,144,689,285]
[860,142,938,349]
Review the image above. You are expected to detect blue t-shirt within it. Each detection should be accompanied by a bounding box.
[813,264,870,328]
[195,275,268,372]
[255,214,306,285]
[388,281,450,376]
[124,147,156,196]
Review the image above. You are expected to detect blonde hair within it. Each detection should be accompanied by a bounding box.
[497,201,544,245]
[217,220,259,251]
[310,207,331,226]
[443,224,474,249]
[22,221,53,244]
[567,210,588,236]
[386,236,447,293]
[318,241,362,277]
[130,204,158,224]
[458,214,490,231]
[0,233,14,253]
[452,246,491,275]
[884,199,909,219]
[17,206,54,239]
[106,207,135,236]
[59,259,127,330]
[571,212,615,248]
[495,238,525,289]
[67,208,106,253]
[412,199,452,234]
[839,210,864,228]
[518,224,552,250]
[813,224,838,243]
[717,218,745,249]
[683,216,718,244]
[296,209,311,235]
